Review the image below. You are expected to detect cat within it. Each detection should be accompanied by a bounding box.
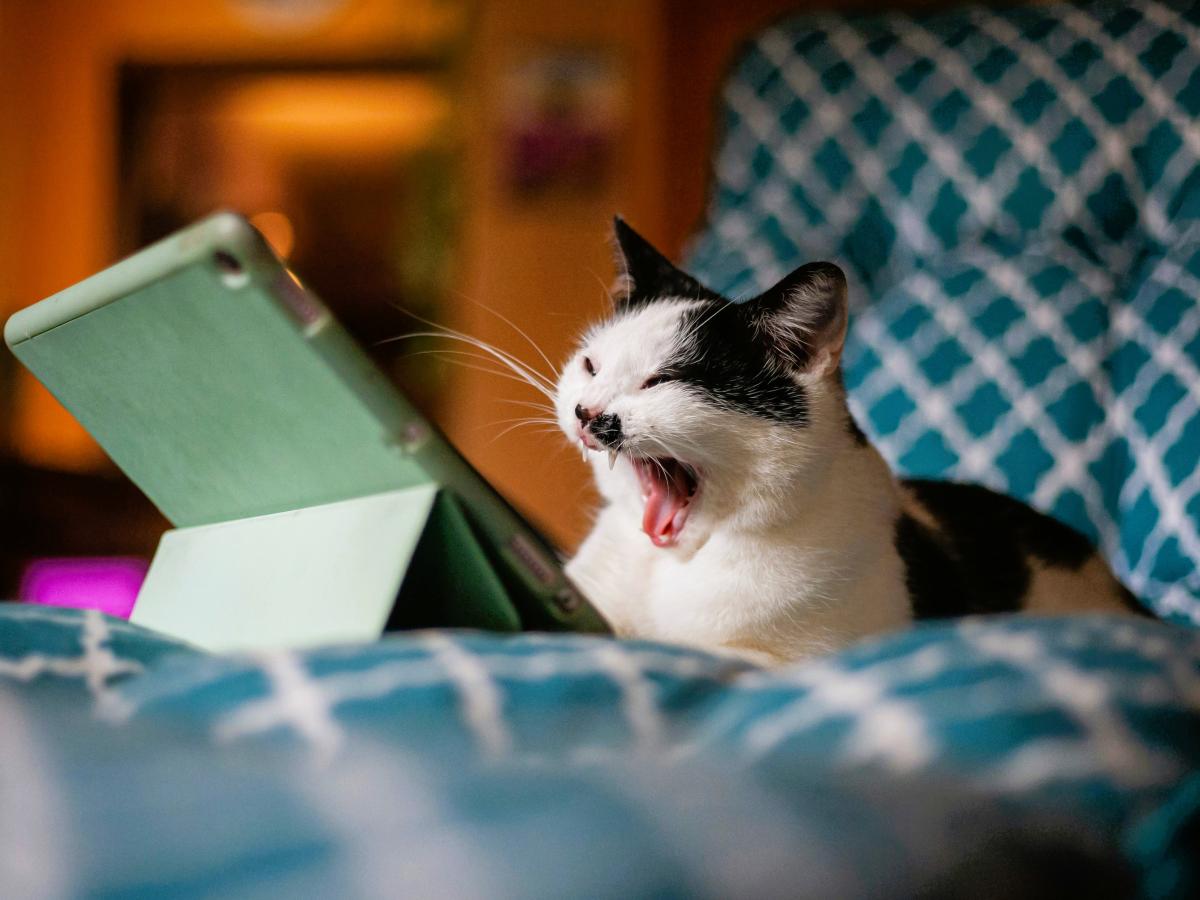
[555,218,1145,665]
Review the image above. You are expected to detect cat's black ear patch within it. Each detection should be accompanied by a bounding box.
[746,262,848,374]
[612,216,721,306]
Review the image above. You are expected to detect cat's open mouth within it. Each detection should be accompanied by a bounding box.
[631,457,699,548]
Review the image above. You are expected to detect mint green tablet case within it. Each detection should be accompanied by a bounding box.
[4,212,607,650]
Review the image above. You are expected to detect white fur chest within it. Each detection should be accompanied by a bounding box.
[643,530,835,651]
[565,455,913,664]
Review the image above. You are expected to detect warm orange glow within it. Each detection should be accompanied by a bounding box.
[3,0,663,549]
[249,210,295,258]
[12,375,106,470]
[218,75,452,157]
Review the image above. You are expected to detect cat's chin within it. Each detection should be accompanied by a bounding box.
[630,456,699,548]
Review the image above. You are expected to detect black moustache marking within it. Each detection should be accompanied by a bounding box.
[663,302,810,425]
[588,411,623,447]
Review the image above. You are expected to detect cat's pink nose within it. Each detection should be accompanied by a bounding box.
[575,404,595,425]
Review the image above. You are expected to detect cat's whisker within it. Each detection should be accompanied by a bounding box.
[456,293,559,380]
[419,361,556,403]
[484,416,560,429]
[406,329,556,392]
[487,420,564,443]
[396,348,549,391]
[496,397,557,415]
[427,323,557,389]
[392,341,555,400]
[388,335,512,370]
[400,347,524,371]
[383,318,557,393]
[402,346,540,377]
[488,416,560,428]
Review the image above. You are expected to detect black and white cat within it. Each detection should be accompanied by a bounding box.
[556,219,1143,664]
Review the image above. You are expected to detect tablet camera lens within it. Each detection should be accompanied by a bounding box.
[213,251,248,287]
[213,250,241,274]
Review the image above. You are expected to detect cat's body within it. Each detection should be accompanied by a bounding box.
[557,220,1144,664]
[568,411,910,662]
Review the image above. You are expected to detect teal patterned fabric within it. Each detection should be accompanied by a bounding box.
[2,607,1199,897]
[1116,231,1200,621]
[687,0,1200,624]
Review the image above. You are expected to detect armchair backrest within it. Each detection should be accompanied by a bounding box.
[688,0,1200,298]
[685,1,1200,624]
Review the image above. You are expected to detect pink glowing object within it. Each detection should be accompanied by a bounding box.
[19,557,148,619]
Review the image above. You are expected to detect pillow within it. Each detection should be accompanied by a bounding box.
[844,237,1190,628]
[1107,235,1200,623]
[687,0,1200,298]
[844,240,1117,538]
[844,235,1200,624]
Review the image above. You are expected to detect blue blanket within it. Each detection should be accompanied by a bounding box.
[1,606,1197,898]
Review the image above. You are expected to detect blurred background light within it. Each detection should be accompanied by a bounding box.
[250,210,296,258]
[0,0,800,601]
[19,557,149,619]
[218,75,452,157]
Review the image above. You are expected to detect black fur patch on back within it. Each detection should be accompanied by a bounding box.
[663,302,810,425]
[896,479,1096,619]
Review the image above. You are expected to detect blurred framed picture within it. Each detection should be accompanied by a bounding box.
[502,49,627,200]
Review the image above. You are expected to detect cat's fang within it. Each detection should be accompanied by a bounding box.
[608,449,618,470]
[581,444,589,464]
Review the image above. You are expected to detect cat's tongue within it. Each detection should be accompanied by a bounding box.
[635,458,693,548]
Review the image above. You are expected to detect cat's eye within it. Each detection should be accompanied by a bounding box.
[583,356,596,376]
[641,373,673,390]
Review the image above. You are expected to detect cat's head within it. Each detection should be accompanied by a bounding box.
[555,218,858,550]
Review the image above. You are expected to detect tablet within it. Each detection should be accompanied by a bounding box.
[4,211,607,633]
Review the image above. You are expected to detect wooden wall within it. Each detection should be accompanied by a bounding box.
[1,0,954,554]
[0,0,666,551]
[438,1,668,549]
[0,0,463,470]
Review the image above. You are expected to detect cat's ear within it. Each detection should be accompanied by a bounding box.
[746,262,848,375]
[611,216,718,305]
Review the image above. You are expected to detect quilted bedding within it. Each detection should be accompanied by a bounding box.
[2,605,1198,898]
